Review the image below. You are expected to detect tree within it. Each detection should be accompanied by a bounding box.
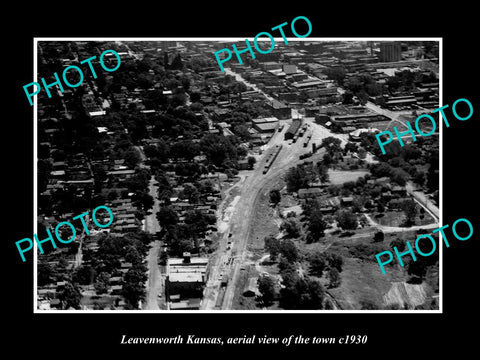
[269,189,281,206]
[280,218,301,238]
[264,236,281,261]
[170,53,184,70]
[181,183,200,203]
[308,251,327,277]
[345,142,359,153]
[373,231,385,243]
[279,239,299,263]
[58,282,82,309]
[328,268,341,288]
[306,210,327,243]
[390,238,406,252]
[279,276,325,310]
[124,147,142,169]
[278,256,296,275]
[342,91,354,104]
[72,265,96,285]
[122,267,147,309]
[125,245,143,265]
[247,156,256,169]
[233,124,251,141]
[322,153,333,167]
[402,199,417,226]
[419,207,425,220]
[159,250,169,266]
[94,272,110,295]
[38,262,55,286]
[326,253,343,272]
[132,191,154,212]
[285,166,310,193]
[200,133,238,167]
[336,210,358,231]
[170,140,200,161]
[391,168,408,186]
[157,206,178,228]
[377,203,385,213]
[321,137,342,156]
[257,276,276,306]
[414,171,426,187]
[184,210,215,238]
[323,66,346,85]
[300,278,325,309]
[317,163,329,183]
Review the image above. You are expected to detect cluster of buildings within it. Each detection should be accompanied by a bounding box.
[294,169,415,220]
[200,40,439,137]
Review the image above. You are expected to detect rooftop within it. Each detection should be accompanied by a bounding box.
[168,272,204,283]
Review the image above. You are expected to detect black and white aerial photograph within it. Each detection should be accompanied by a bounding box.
[5,4,480,358]
[34,39,441,311]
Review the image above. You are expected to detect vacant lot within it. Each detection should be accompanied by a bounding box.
[301,228,438,310]
[375,208,436,228]
[328,169,369,185]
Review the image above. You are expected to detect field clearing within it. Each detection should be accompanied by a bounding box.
[328,169,369,184]
[301,227,435,309]
[328,257,406,309]
[383,282,427,309]
[374,209,436,227]
[366,121,393,132]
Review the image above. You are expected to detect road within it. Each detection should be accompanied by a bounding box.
[143,176,164,310]
[406,181,439,221]
[363,213,439,233]
[137,143,165,310]
[224,68,277,103]
[74,213,92,268]
[365,101,439,132]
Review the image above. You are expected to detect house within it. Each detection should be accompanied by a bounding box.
[237,159,250,170]
[110,285,123,295]
[298,188,323,199]
[391,185,407,196]
[319,206,335,214]
[388,197,411,209]
[106,169,136,179]
[243,277,259,297]
[341,197,354,205]
[381,191,393,201]
[49,298,62,309]
[253,122,278,133]
[284,119,302,140]
[265,99,291,120]
[169,298,202,310]
[252,117,279,133]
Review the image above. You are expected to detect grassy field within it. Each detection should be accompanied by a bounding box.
[328,169,369,185]
[374,206,437,227]
[300,228,439,310]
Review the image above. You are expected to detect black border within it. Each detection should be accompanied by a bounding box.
[5,4,478,356]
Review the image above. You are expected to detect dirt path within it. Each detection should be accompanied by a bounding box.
[364,213,438,233]
[406,181,439,221]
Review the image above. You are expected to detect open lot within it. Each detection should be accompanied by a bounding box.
[328,169,369,184]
